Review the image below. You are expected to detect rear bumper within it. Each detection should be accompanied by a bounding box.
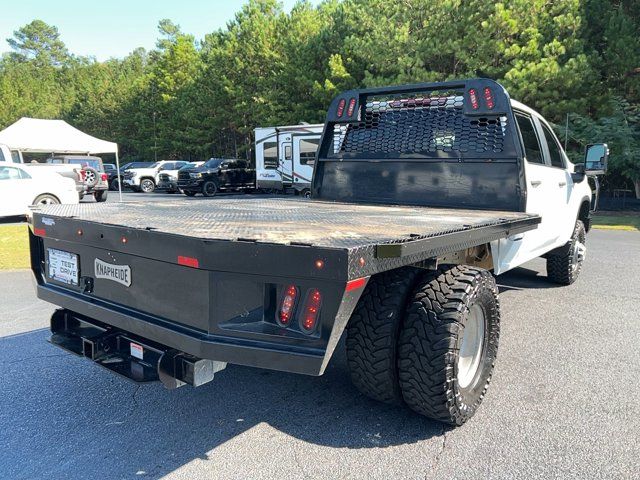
[50,309,228,388]
[39,283,331,375]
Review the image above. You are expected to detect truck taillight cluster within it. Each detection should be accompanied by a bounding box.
[483,87,495,109]
[336,97,357,118]
[277,285,322,334]
[278,285,299,326]
[468,86,495,110]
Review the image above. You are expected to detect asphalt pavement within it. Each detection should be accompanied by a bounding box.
[0,218,638,479]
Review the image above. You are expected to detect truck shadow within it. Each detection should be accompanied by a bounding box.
[0,328,444,479]
[497,265,558,291]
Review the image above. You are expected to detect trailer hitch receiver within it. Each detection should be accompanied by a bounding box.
[49,309,226,389]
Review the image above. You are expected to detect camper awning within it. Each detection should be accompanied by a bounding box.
[0,117,118,155]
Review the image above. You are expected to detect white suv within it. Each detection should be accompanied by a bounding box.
[123,160,188,193]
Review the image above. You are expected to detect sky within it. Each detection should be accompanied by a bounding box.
[0,0,319,61]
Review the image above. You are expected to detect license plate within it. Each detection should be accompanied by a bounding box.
[47,248,79,285]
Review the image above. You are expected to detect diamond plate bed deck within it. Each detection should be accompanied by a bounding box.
[35,197,537,249]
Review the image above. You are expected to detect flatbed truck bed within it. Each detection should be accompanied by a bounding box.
[33,198,538,278]
[29,197,537,381]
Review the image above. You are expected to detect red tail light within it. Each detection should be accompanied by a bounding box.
[278,285,299,326]
[300,288,322,333]
[336,98,346,118]
[468,88,479,110]
[177,255,199,268]
[483,87,495,109]
[346,277,367,292]
[33,228,46,236]
[79,170,86,181]
[346,97,357,117]
[101,173,108,181]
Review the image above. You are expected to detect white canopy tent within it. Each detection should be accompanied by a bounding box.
[0,117,122,200]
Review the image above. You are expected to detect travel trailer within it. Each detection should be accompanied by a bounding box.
[254,124,323,197]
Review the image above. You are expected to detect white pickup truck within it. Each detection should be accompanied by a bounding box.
[29,79,609,426]
[122,160,189,193]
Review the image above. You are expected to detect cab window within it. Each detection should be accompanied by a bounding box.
[541,124,565,169]
[515,113,544,165]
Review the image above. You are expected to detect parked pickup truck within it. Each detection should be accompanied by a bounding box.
[177,158,255,196]
[29,79,607,425]
[158,161,204,193]
[123,160,189,193]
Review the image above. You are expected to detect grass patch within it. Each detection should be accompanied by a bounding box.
[0,225,30,270]
[592,214,640,231]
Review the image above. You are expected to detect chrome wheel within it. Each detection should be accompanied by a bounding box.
[571,241,586,273]
[33,195,60,206]
[457,303,485,389]
[140,179,155,193]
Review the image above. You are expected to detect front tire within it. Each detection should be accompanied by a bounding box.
[398,265,500,425]
[346,267,422,405]
[140,179,155,193]
[33,194,60,206]
[546,220,586,285]
[202,180,218,197]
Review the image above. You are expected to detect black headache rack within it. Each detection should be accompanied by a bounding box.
[29,199,539,385]
[313,78,527,212]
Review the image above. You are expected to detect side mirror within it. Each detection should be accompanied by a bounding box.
[584,143,609,175]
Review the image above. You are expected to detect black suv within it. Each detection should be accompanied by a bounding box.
[177,158,255,197]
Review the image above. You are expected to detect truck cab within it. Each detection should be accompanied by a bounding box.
[492,100,595,274]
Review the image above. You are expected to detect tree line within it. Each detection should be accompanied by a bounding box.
[0,0,639,196]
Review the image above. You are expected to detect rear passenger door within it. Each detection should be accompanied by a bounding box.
[537,119,575,243]
[520,110,573,251]
[496,111,563,270]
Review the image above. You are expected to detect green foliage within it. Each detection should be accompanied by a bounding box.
[0,1,638,192]
[6,19,70,67]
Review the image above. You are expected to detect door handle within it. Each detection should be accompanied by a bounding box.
[558,181,567,187]
[530,180,542,187]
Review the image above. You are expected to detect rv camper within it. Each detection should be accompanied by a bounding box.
[254,124,322,197]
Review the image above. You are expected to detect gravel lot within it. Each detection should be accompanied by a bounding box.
[0,206,638,479]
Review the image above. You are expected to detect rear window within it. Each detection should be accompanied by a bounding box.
[67,159,103,171]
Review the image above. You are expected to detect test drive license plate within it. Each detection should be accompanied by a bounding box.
[47,248,79,285]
